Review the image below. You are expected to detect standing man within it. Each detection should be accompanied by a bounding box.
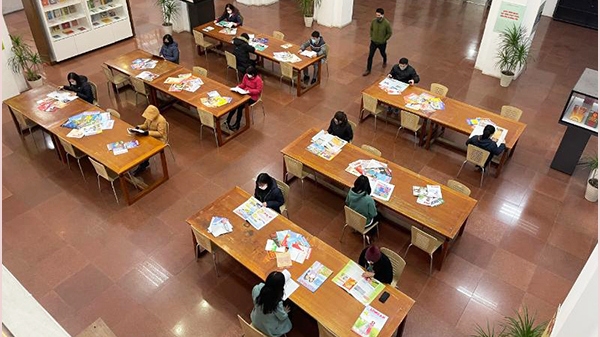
[363,8,392,76]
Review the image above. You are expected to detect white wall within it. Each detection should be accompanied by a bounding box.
[542,0,558,17]
[1,14,28,99]
[2,0,23,15]
[314,0,353,28]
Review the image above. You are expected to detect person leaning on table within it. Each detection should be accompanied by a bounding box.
[159,34,179,64]
[254,172,284,214]
[388,57,420,85]
[346,175,379,227]
[214,3,243,27]
[358,245,393,284]
[251,271,292,337]
[61,72,94,104]
[299,30,326,85]
[327,110,353,143]
[466,124,506,169]
[226,66,263,131]
[233,33,256,75]
[131,105,167,176]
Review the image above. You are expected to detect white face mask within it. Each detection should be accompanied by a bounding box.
[227,10,232,14]
[258,185,267,190]
[311,38,318,44]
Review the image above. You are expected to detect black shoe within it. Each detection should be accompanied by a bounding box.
[382,60,387,68]
[132,165,147,176]
[303,75,310,82]
[311,78,317,85]
[362,70,371,76]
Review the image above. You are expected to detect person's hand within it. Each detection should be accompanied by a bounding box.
[298,49,303,53]
[362,271,375,279]
[408,79,415,85]
[58,85,64,90]
[262,202,267,207]
[387,74,392,78]
[284,305,291,313]
[213,20,217,24]
[141,130,149,136]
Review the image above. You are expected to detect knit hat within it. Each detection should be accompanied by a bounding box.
[142,105,159,120]
[365,245,381,263]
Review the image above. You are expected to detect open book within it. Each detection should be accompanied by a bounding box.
[332,260,385,305]
[230,86,250,95]
[281,269,299,300]
[233,197,277,230]
[469,122,507,146]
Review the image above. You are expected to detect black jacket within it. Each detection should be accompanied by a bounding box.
[358,248,394,285]
[217,12,243,26]
[466,135,506,167]
[233,36,255,73]
[327,120,353,142]
[389,64,420,84]
[254,177,284,213]
[64,75,94,104]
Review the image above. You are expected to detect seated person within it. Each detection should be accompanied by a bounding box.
[299,31,326,85]
[327,111,353,142]
[214,3,243,26]
[251,271,292,337]
[358,245,393,284]
[159,34,179,64]
[254,173,284,213]
[61,72,94,104]
[388,57,420,85]
[233,33,256,74]
[131,105,167,176]
[227,66,263,131]
[345,175,378,226]
[466,124,506,168]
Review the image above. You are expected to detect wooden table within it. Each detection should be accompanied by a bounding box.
[360,77,527,177]
[186,187,415,337]
[194,22,324,97]
[281,128,478,270]
[104,49,182,79]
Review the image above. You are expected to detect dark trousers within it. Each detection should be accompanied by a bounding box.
[226,98,256,129]
[366,41,387,71]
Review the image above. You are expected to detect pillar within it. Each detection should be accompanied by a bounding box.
[314,0,354,28]
[1,14,28,98]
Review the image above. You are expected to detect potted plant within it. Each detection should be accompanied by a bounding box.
[155,0,179,34]
[473,307,546,337]
[583,155,598,202]
[7,35,43,89]
[496,24,532,87]
[296,0,322,28]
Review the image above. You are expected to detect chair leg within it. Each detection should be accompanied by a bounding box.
[413,131,418,148]
[339,224,349,242]
[480,167,485,187]
[65,154,71,170]
[28,127,40,150]
[167,144,176,162]
[213,129,219,147]
[195,243,200,260]
[200,125,203,139]
[363,234,369,247]
[429,254,434,275]
[456,160,467,178]
[404,243,413,258]
[110,180,119,204]
[97,175,102,192]
[395,126,402,140]
[76,158,86,182]
[374,115,377,130]
[212,251,219,277]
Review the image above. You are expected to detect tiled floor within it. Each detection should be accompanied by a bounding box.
[3,0,598,336]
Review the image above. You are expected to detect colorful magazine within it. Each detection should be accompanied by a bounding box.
[297,261,333,292]
[136,71,159,81]
[352,306,389,337]
[378,78,409,95]
[370,180,395,202]
[332,261,385,305]
[233,197,277,230]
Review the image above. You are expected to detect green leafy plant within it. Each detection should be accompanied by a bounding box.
[583,154,598,188]
[155,0,179,26]
[496,24,533,76]
[7,35,43,82]
[472,307,546,337]
[296,0,322,17]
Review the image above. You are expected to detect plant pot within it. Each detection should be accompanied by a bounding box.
[162,24,173,35]
[303,16,314,28]
[499,71,513,87]
[585,169,598,202]
[27,77,43,89]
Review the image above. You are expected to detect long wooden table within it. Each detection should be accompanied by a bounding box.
[194,22,324,97]
[360,77,527,177]
[186,187,415,337]
[104,49,251,146]
[281,128,478,270]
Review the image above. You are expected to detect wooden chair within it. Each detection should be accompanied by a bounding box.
[275,178,290,218]
[225,51,239,82]
[197,108,218,147]
[430,83,449,97]
[101,64,129,95]
[340,206,379,247]
[59,138,86,181]
[404,226,443,275]
[106,108,121,119]
[165,121,175,162]
[237,315,269,337]
[193,30,216,64]
[273,30,285,40]
[396,110,423,147]
[500,105,523,121]
[446,179,472,196]
[191,227,219,276]
[129,76,149,105]
[380,247,406,288]
[456,144,491,187]
[279,62,295,93]
[192,66,208,77]
[250,93,266,124]
[12,110,39,149]
[322,44,330,78]
[88,157,119,204]
[361,93,386,130]
[361,144,381,157]
[88,81,99,106]
[317,321,336,337]
[348,120,357,143]
[283,155,312,191]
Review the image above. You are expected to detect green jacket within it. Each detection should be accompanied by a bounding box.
[346,189,378,226]
[370,18,392,44]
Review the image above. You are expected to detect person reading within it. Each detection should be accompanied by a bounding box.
[251,271,292,337]
[388,57,420,84]
[214,3,243,27]
[61,72,94,104]
[358,245,393,284]
[254,173,284,213]
[327,111,353,142]
[466,124,506,168]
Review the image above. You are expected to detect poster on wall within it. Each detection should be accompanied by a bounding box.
[493,1,526,32]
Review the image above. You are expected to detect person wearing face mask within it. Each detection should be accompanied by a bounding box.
[388,58,420,85]
[233,33,256,74]
[299,31,326,85]
[363,8,392,76]
[61,72,94,104]
[131,105,168,176]
[327,111,353,142]
[159,34,179,64]
[358,245,393,284]
[214,3,243,27]
[227,66,263,131]
[254,173,285,213]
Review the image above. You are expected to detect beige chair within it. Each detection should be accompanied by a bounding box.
[283,155,312,191]
[59,138,86,181]
[317,321,336,337]
[404,226,444,275]
[197,108,219,146]
[361,93,386,130]
[192,66,208,77]
[88,157,119,204]
[101,64,130,95]
[275,178,290,218]
[361,144,381,157]
[447,179,472,196]
[237,315,269,337]
[129,76,149,105]
[164,121,175,162]
[106,108,121,119]
[500,105,523,121]
[191,227,219,276]
[322,44,330,78]
[273,30,285,40]
[348,120,357,143]
[430,83,449,97]
[12,110,39,149]
[193,30,216,64]
[396,110,423,147]
[340,206,379,247]
[279,62,295,93]
[380,247,406,288]
[88,81,99,106]
[456,144,491,187]
[250,93,265,124]
[225,51,239,82]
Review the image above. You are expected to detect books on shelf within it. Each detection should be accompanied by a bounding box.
[207,216,233,237]
[351,306,389,337]
[233,197,277,230]
[297,261,333,292]
[332,260,385,306]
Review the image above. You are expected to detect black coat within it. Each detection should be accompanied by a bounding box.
[389,64,420,84]
[358,248,394,284]
[466,135,506,167]
[254,177,285,213]
[233,36,255,73]
[64,75,94,104]
[327,120,353,142]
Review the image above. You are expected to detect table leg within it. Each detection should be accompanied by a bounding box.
[121,150,170,205]
[215,116,224,146]
[149,86,158,107]
[426,121,434,150]
[7,107,22,137]
[296,69,302,97]
[359,97,365,122]
[509,140,519,158]
[120,174,132,205]
[282,156,288,183]
[438,240,449,271]
[316,60,322,85]
[458,218,468,236]
[397,316,408,337]
[51,134,67,163]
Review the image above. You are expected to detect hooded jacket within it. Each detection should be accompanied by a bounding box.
[254,176,284,213]
[327,119,353,142]
[345,189,377,226]
[466,135,506,167]
[233,36,255,72]
[64,74,94,104]
[138,105,168,144]
[389,64,420,84]
[160,41,180,64]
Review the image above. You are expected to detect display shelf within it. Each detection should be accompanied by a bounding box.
[561,95,598,133]
[42,0,81,12]
[88,3,123,15]
[91,16,126,28]
[50,25,89,41]
[47,12,87,27]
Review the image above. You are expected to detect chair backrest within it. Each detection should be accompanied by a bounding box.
[165,121,171,145]
[280,62,293,79]
[362,93,379,113]
[411,226,443,255]
[284,155,304,179]
[361,144,381,157]
[237,315,268,337]
[446,179,472,196]
[349,120,357,135]
[500,105,523,121]
[274,178,290,208]
[430,83,448,97]
[344,205,367,232]
[130,76,148,94]
[400,110,421,131]
[88,157,111,180]
[192,66,208,77]
[197,109,215,128]
[466,144,490,167]
[380,247,406,288]
[225,51,237,69]
[273,30,285,40]
[193,30,205,46]
[191,226,213,253]
[59,138,78,157]
[88,81,99,105]
[322,44,329,58]
[101,64,115,82]
[317,321,337,337]
[106,108,121,119]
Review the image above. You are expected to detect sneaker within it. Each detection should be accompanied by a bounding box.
[362,70,371,76]
[310,78,317,85]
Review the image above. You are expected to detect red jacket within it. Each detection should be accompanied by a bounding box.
[239,74,263,101]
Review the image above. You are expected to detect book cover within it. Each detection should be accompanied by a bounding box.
[332,260,385,305]
[351,306,389,337]
[297,261,332,292]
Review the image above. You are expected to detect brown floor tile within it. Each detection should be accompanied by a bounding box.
[91,235,147,282]
[417,278,471,326]
[452,232,497,269]
[55,264,113,312]
[77,285,143,329]
[485,249,536,291]
[456,299,505,336]
[117,258,174,304]
[548,222,597,260]
[473,273,525,317]
[537,244,586,282]
[527,266,572,305]
[35,245,90,288]
[499,229,546,264]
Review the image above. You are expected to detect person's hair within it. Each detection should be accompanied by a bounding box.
[352,175,371,195]
[246,66,258,76]
[256,271,285,314]
[163,34,173,45]
[240,32,250,40]
[311,31,320,38]
[482,124,496,140]
[333,111,348,126]
[223,3,238,14]
[376,8,384,15]
[67,72,82,86]
[399,57,409,65]
[256,172,272,187]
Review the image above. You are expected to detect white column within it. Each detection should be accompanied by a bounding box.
[173,0,190,33]
[236,0,278,6]
[1,14,27,98]
[314,0,354,28]
[2,0,23,15]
